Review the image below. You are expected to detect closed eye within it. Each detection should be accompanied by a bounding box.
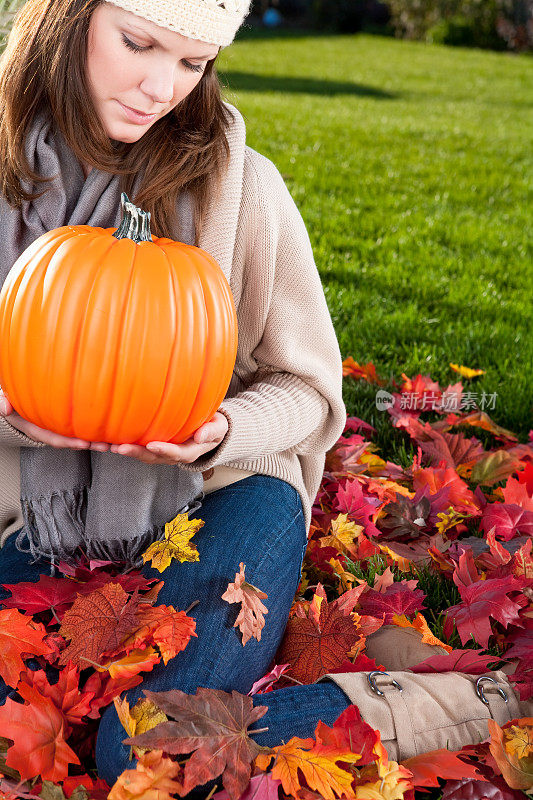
[121,34,205,72]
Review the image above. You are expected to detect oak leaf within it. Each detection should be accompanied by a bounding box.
[58,583,143,669]
[141,513,204,572]
[124,687,268,800]
[255,734,360,800]
[0,608,52,686]
[221,563,268,646]
[108,748,183,800]
[0,681,80,781]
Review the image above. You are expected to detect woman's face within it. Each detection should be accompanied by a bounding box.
[86,2,220,143]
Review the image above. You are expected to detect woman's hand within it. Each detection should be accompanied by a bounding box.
[0,390,110,452]
[110,412,229,465]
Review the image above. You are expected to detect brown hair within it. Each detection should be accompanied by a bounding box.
[0,0,234,244]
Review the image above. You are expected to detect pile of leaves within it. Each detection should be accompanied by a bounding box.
[0,360,532,799]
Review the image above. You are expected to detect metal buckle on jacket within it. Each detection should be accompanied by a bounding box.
[475,676,508,705]
[367,671,403,697]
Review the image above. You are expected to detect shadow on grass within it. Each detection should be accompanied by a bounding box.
[219,71,398,98]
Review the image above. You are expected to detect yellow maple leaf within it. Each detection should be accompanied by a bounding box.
[449,363,485,379]
[354,757,414,800]
[114,696,168,760]
[142,513,204,573]
[320,514,364,556]
[256,736,360,800]
[505,723,533,760]
[391,613,453,653]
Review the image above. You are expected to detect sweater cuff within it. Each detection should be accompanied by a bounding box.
[0,416,47,448]
[176,403,243,473]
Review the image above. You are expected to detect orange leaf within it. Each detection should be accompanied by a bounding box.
[488,718,533,792]
[0,608,52,686]
[342,357,386,386]
[123,604,197,665]
[256,735,360,800]
[221,562,269,646]
[0,680,80,782]
[401,748,486,787]
[108,748,183,800]
[97,646,161,678]
[391,613,452,653]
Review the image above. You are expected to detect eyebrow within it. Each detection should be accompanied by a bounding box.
[126,23,218,59]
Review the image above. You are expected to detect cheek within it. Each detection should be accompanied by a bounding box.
[174,73,204,103]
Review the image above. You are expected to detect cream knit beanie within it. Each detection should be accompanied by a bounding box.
[105,0,253,47]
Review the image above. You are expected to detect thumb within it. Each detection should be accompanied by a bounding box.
[0,392,11,416]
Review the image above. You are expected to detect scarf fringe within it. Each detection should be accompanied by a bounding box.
[16,490,204,577]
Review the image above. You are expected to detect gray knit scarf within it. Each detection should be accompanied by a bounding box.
[0,106,210,573]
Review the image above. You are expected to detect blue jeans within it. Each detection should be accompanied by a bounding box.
[0,475,350,793]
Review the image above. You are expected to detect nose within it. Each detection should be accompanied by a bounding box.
[139,66,176,107]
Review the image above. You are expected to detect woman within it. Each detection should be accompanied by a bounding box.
[0,0,355,787]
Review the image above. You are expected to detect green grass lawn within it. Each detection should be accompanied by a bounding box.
[217,30,533,458]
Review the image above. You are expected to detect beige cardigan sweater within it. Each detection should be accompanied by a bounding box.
[0,104,346,549]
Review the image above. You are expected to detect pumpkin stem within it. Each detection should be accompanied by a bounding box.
[112,192,153,243]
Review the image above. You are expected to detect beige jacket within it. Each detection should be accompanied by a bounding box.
[0,104,346,548]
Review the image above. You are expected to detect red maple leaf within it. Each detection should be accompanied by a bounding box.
[481,503,533,541]
[0,570,160,619]
[358,584,426,624]
[21,660,95,726]
[316,704,379,767]
[0,681,80,781]
[334,479,381,537]
[502,473,533,511]
[411,649,500,674]
[444,576,528,647]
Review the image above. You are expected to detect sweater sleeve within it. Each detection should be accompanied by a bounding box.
[0,416,47,448]
[179,147,346,471]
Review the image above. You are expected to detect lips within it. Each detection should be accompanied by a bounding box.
[117,101,157,124]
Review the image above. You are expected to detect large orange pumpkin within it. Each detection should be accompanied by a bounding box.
[0,192,238,446]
